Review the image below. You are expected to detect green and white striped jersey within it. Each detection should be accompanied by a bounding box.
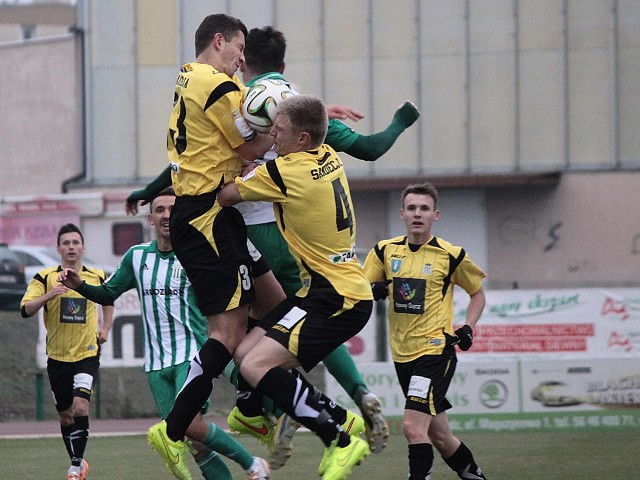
[104,240,207,372]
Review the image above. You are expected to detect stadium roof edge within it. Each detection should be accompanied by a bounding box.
[349,171,562,191]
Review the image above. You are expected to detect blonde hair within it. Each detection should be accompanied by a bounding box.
[277,94,328,147]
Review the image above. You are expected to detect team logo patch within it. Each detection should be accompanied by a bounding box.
[423,263,432,275]
[60,297,88,324]
[391,259,402,273]
[393,277,426,314]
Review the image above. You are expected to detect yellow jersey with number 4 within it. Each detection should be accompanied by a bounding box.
[236,144,372,301]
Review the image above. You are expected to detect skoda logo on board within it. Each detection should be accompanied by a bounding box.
[479,380,508,409]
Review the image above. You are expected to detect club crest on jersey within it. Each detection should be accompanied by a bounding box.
[423,263,432,275]
[171,265,183,279]
[169,162,180,173]
[391,259,402,273]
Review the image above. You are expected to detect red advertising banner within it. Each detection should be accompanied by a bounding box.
[453,288,640,357]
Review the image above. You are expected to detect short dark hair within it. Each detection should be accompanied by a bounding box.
[57,223,84,245]
[195,14,248,57]
[149,186,176,213]
[401,182,439,209]
[245,26,286,74]
[277,95,328,147]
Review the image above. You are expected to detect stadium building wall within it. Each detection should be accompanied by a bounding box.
[1,0,639,290]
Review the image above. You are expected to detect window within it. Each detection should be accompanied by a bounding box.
[21,25,36,40]
[112,223,144,255]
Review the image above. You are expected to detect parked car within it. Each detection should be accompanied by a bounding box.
[530,381,583,407]
[9,245,116,285]
[0,243,27,311]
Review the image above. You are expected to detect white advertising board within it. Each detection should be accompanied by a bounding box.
[325,288,640,430]
[324,360,522,417]
[453,288,640,358]
[325,357,640,430]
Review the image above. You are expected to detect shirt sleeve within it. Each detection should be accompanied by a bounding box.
[20,271,47,310]
[236,159,287,203]
[101,247,138,300]
[205,78,246,150]
[363,244,386,282]
[452,253,486,295]
[326,119,359,151]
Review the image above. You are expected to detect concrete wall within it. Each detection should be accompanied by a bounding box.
[486,171,640,288]
[73,0,640,187]
[0,36,79,196]
[1,1,639,289]
[353,171,640,289]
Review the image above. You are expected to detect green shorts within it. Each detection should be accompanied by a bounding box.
[146,361,210,419]
[247,221,301,297]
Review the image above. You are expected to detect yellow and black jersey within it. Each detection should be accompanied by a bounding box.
[363,235,486,363]
[21,265,107,363]
[236,144,372,301]
[167,62,248,196]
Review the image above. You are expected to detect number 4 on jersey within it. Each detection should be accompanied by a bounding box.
[332,178,353,236]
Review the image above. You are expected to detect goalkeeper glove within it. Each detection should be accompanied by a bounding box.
[371,280,392,301]
[454,325,473,351]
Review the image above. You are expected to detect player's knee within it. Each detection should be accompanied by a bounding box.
[238,352,261,384]
[58,409,74,426]
[430,430,458,455]
[72,397,90,417]
[403,417,427,443]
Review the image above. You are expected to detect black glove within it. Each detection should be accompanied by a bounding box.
[454,325,473,351]
[371,280,392,301]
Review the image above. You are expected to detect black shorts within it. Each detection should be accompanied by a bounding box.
[394,353,457,415]
[170,193,256,316]
[47,355,99,412]
[249,240,271,278]
[261,293,372,372]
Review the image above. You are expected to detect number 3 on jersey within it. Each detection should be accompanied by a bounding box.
[169,95,187,154]
[332,178,353,236]
[239,264,252,291]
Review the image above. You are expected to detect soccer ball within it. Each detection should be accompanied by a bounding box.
[242,79,299,133]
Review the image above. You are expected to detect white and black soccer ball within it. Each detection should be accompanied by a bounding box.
[242,79,299,133]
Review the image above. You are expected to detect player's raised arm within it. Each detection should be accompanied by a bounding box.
[125,166,172,215]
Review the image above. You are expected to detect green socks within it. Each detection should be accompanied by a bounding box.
[203,422,254,470]
[322,343,368,405]
[196,450,233,480]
